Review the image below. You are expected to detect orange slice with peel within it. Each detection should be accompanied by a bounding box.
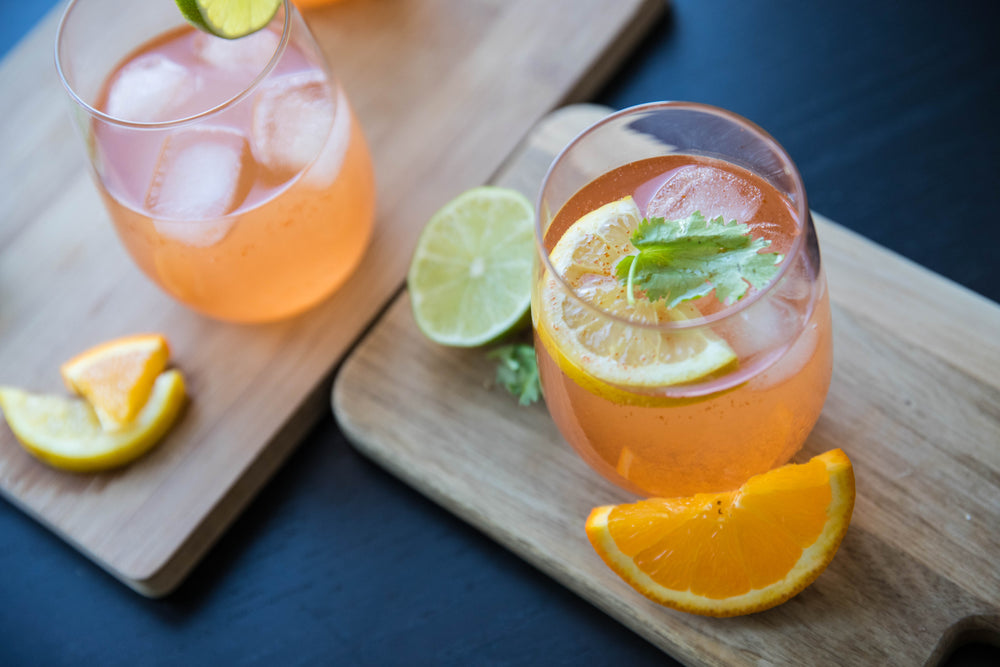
[60,334,170,431]
[585,449,855,617]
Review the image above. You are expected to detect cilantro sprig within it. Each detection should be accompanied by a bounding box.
[615,212,783,308]
[488,344,541,406]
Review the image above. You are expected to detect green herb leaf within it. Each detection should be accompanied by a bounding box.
[488,344,541,406]
[614,212,783,308]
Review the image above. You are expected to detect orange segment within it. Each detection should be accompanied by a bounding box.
[585,449,855,617]
[60,334,171,431]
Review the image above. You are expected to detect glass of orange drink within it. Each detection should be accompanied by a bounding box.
[533,102,833,498]
[55,0,375,323]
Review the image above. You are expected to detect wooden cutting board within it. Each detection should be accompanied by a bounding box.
[333,104,1000,666]
[0,0,664,597]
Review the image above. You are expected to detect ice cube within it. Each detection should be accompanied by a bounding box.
[301,86,350,188]
[193,28,279,73]
[105,54,196,122]
[646,164,763,224]
[730,295,800,361]
[146,126,249,245]
[251,71,336,180]
[747,311,820,390]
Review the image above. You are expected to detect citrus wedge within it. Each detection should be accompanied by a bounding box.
[0,370,187,473]
[535,196,737,405]
[176,0,282,40]
[60,334,171,431]
[585,449,855,617]
[408,186,535,347]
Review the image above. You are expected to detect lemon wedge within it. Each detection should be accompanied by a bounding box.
[0,370,186,472]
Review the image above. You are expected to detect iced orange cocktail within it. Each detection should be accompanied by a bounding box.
[533,103,832,498]
[55,0,374,322]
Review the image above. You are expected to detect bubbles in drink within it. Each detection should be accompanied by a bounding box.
[105,54,196,122]
[146,126,250,245]
[193,28,279,73]
[646,164,763,225]
[251,71,337,181]
[152,217,235,248]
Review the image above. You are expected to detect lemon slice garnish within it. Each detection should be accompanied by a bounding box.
[535,196,737,405]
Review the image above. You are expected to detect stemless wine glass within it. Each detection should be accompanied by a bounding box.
[55,0,375,323]
[532,102,832,498]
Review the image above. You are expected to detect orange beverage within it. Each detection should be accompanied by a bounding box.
[56,0,374,322]
[533,103,832,498]
[294,0,346,7]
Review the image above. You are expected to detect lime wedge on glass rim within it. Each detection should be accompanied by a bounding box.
[407,186,535,347]
[175,0,282,40]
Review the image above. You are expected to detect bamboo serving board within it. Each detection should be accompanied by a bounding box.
[333,105,1000,666]
[0,0,664,597]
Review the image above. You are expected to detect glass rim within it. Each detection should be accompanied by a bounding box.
[534,100,811,331]
[53,0,293,130]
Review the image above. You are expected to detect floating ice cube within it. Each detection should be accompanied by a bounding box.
[646,164,763,224]
[251,71,337,181]
[105,54,196,122]
[747,311,820,390]
[730,295,800,361]
[301,86,350,188]
[146,126,249,245]
[193,28,279,73]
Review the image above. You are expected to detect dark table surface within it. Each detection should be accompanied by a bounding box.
[2,1,998,665]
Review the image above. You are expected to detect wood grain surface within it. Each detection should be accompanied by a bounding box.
[333,104,1000,666]
[0,0,664,597]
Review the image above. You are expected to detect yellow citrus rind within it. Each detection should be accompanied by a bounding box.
[0,370,187,473]
[534,309,740,408]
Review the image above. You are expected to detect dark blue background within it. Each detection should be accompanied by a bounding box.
[1,1,997,665]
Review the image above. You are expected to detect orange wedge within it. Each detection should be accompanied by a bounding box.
[60,334,171,431]
[585,449,855,617]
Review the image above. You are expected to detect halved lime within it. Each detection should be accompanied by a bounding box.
[176,0,282,40]
[407,186,535,347]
